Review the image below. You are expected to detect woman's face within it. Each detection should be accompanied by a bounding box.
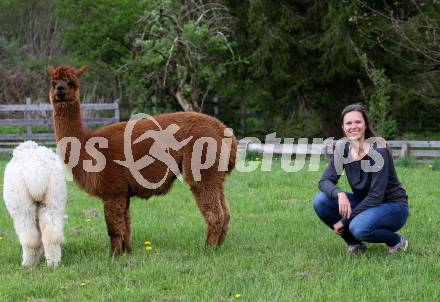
[342,110,366,141]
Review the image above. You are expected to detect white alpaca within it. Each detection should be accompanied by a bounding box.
[3,141,67,267]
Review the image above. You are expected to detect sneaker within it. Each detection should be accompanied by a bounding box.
[388,236,408,254]
[347,243,367,255]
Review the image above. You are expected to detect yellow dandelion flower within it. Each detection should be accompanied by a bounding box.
[145,246,153,251]
[86,218,91,223]
[144,241,152,245]
[80,282,86,287]
[235,293,241,299]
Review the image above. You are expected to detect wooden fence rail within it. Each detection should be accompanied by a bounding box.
[1,98,439,163]
[242,140,440,163]
[0,98,120,153]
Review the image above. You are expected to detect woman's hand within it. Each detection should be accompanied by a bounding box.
[333,220,345,235]
[337,192,352,218]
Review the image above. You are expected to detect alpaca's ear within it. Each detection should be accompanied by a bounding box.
[76,65,88,78]
[48,65,56,75]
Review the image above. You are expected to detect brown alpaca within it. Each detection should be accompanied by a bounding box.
[48,65,237,256]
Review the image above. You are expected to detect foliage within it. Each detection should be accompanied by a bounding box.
[395,156,417,168]
[220,0,440,138]
[221,1,368,138]
[432,158,440,171]
[55,0,146,109]
[57,0,142,66]
[130,0,236,112]
[0,0,439,137]
[0,0,62,59]
[351,0,440,136]
[0,0,62,102]
[357,52,397,139]
[401,131,440,141]
[244,150,262,161]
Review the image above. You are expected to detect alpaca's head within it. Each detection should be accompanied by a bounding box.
[48,65,87,104]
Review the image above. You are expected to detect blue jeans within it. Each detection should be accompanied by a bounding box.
[313,192,409,246]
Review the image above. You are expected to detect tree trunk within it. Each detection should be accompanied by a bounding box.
[174,79,199,112]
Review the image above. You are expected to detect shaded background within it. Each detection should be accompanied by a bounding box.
[0,0,439,139]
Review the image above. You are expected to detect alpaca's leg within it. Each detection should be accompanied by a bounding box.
[12,204,43,267]
[38,206,65,267]
[4,179,43,267]
[21,235,43,268]
[191,185,224,247]
[122,198,132,254]
[217,187,230,246]
[38,178,67,267]
[104,198,128,256]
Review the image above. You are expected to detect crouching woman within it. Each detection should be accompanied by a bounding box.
[313,104,409,254]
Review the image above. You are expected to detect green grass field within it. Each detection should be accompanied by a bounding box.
[1,155,440,301]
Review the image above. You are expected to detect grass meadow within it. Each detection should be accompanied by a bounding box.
[1,154,440,301]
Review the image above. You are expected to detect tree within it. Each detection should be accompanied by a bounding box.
[222,1,364,137]
[57,0,142,66]
[56,0,144,107]
[131,0,236,112]
[351,0,440,133]
[223,0,440,138]
[357,52,397,139]
[0,0,63,102]
[0,0,63,59]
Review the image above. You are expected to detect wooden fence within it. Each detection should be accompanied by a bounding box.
[1,98,439,163]
[243,140,440,163]
[387,140,440,163]
[0,98,119,153]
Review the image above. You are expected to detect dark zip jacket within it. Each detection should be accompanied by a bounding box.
[319,144,408,225]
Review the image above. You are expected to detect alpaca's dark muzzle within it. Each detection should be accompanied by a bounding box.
[55,85,65,99]
[55,90,66,101]
[55,95,66,102]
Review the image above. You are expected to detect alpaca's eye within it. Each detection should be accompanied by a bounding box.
[51,81,57,88]
[68,81,75,87]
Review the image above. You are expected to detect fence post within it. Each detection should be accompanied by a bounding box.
[114,98,120,122]
[400,141,409,157]
[325,139,334,159]
[25,97,32,136]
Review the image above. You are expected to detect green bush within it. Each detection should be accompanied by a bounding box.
[431,158,440,171]
[245,150,262,161]
[395,156,417,168]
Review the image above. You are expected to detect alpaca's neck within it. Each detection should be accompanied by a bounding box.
[52,101,99,194]
[52,101,89,142]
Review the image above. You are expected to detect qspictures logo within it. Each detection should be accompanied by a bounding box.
[57,113,388,189]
